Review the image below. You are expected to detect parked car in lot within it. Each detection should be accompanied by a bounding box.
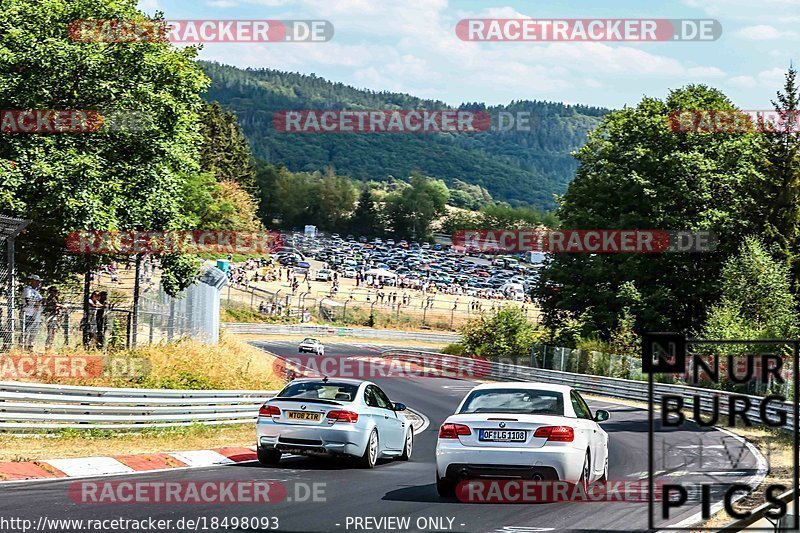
[256,378,414,468]
[315,269,333,281]
[435,382,609,497]
[343,267,358,278]
[298,338,325,355]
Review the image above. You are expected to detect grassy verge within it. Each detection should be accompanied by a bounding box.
[3,332,285,390]
[0,424,256,463]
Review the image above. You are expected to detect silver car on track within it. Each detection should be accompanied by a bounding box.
[256,378,414,468]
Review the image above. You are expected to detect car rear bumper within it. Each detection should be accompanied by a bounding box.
[257,420,367,458]
[436,442,586,482]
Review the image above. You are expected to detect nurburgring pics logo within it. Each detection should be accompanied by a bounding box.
[455,19,721,42]
[67,20,334,43]
[66,230,284,255]
[668,110,800,133]
[452,229,716,253]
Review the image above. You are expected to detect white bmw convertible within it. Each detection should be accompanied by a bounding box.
[435,382,609,497]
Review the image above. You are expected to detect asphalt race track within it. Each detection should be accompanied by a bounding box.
[0,342,762,533]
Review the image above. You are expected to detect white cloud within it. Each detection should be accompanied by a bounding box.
[687,66,725,77]
[729,67,788,88]
[736,25,797,40]
[206,0,240,7]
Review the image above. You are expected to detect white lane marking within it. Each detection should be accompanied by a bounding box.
[490,526,555,533]
[658,426,769,531]
[168,450,234,467]
[44,457,134,477]
[407,407,430,434]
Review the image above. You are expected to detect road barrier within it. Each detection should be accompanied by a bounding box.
[224,323,461,343]
[0,381,277,432]
[379,349,796,430]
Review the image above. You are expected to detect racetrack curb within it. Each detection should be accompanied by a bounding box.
[0,409,428,485]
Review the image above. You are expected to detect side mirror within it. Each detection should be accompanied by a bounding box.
[594,409,610,423]
[393,402,407,412]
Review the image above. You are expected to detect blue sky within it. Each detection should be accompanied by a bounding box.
[138,0,800,110]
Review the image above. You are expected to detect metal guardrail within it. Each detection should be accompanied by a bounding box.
[224,323,461,343]
[379,349,795,430]
[0,381,278,431]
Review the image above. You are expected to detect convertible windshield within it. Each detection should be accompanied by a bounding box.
[459,388,564,415]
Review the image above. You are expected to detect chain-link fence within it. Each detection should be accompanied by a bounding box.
[0,220,226,352]
[222,281,540,331]
[531,343,644,380]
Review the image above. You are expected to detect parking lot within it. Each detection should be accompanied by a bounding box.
[224,232,544,330]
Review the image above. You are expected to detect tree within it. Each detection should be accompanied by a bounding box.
[702,236,798,340]
[751,67,800,289]
[198,101,257,191]
[384,173,449,239]
[0,0,209,293]
[459,306,538,362]
[536,85,767,335]
[348,186,384,237]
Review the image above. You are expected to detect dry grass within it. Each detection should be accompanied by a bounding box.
[0,424,256,463]
[2,332,285,390]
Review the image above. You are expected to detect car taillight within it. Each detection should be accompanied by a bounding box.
[326,410,359,423]
[259,405,280,417]
[438,423,471,438]
[534,426,574,442]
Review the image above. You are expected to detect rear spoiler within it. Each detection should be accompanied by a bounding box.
[270,397,344,406]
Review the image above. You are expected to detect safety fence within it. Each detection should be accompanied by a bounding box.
[0,381,277,432]
[223,323,461,343]
[379,349,796,431]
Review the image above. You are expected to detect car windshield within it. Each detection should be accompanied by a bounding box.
[458,388,564,415]
[277,382,358,402]
[301,338,318,343]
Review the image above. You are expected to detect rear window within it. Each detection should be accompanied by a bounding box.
[277,382,358,403]
[459,388,564,415]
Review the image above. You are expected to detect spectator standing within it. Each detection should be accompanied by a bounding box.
[96,291,109,348]
[22,275,44,350]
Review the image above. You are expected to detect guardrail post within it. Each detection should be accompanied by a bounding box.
[149,313,155,344]
[63,311,70,346]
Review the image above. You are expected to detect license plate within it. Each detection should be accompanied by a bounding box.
[478,430,527,442]
[286,411,322,421]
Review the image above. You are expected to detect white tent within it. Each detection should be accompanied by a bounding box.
[364,267,397,278]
